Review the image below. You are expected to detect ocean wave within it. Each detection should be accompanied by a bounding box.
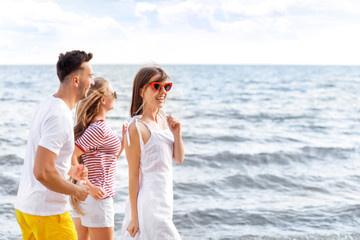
[174,181,223,199]
[189,147,355,167]
[0,154,23,166]
[183,111,316,123]
[0,173,18,195]
[243,234,360,240]
[174,208,241,229]
[182,135,250,143]
[0,137,27,148]
[0,203,14,214]
[174,205,360,239]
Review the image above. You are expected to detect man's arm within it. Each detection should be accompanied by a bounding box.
[33,145,89,201]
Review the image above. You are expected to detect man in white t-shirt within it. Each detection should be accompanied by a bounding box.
[15,50,94,240]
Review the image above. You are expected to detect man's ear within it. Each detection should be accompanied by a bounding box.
[72,75,79,86]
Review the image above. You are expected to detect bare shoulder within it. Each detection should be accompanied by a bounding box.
[128,121,151,145]
[126,122,139,146]
[128,122,138,135]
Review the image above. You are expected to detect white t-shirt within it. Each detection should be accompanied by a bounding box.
[15,95,74,216]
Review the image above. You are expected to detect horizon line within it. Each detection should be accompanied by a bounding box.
[1,63,360,67]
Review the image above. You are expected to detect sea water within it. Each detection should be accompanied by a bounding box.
[1,65,360,239]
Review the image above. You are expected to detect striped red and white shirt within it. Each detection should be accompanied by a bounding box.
[75,120,121,199]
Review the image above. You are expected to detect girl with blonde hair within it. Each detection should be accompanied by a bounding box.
[71,77,126,240]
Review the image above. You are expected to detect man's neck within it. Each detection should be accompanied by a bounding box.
[54,85,78,110]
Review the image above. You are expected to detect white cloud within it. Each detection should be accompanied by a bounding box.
[134,0,294,36]
[135,2,157,16]
[0,0,129,64]
[211,19,257,33]
[220,0,288,16]
[0,0,360,65]
[0,1,63,23]
[156,0,208,25]
[135,2,157,27]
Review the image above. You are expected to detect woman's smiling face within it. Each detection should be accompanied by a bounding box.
[141,74,171,110]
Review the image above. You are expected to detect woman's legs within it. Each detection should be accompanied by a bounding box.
[73,218,113,240]
[72,217,89,240]
[73,197,114,240]
[89,227,114,240]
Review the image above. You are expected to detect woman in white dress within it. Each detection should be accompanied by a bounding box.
[120,66,184,239]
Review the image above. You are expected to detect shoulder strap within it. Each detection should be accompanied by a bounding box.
[137,119,152,132]
[135,120,144,147]
[158,111,170,128]
[158,111,167,122]
[126,119,144,149]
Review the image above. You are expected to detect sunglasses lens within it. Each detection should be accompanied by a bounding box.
[113,91,117,99]
[153,83,162,91]
[164,83,172,91]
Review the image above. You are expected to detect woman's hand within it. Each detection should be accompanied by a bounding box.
[118,123,128,159]
[88,183,106,200]
[68,164,88,182]
[167,114,181,136]
[121,123,128,151]
[167,114,184,164]
[127,218,139,237]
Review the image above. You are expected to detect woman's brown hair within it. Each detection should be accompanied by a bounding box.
[71,77,110,214]
[130,66,169,117]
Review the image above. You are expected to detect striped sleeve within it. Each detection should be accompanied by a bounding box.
[75,124,105,152]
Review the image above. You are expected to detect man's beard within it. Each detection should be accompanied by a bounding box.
[77,81,88,101]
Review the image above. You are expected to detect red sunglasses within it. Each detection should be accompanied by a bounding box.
[149,82,172,92]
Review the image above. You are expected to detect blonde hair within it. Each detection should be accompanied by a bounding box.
[71,77,110,215]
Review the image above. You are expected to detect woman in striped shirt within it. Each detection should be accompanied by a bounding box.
[70,77,126,240]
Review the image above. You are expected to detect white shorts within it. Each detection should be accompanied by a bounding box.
[71,196,114,228]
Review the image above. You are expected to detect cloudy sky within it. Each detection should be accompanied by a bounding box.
[0,0,360,65]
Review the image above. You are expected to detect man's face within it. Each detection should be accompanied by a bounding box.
[77,62,94,100]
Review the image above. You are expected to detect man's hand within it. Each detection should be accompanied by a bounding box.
[73,181,90,201]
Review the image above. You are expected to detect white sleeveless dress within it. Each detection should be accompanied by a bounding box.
[120,114,181,240]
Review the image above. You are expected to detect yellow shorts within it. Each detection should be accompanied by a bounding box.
[15,209,77,240]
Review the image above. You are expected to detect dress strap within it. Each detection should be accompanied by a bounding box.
[137,119,152,132]
[126,128,131,146]
[126,118,133,146]
[135,119,144,147]
[126,115,143,146]
[126,119,145,148]
[126,114,167,146]
[158,111,169,127]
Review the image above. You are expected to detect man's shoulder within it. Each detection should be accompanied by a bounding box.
[41,97,70,119]
[36,98,72,134]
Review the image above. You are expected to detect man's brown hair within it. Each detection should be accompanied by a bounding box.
[56,50,93,82]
